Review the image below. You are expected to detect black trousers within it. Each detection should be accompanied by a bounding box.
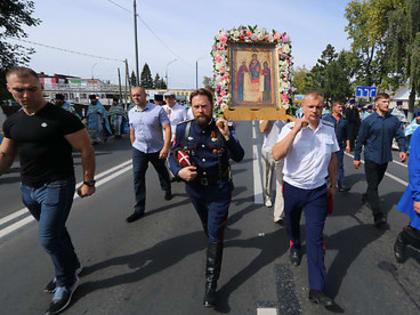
[364,160,388,216]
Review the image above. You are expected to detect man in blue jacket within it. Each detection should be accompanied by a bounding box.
[322,100,351,192]
[353,93,407,228]
[169,88,244,308]
[394,114,420,262]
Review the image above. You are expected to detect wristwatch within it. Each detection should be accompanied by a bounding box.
[83,180,96,187]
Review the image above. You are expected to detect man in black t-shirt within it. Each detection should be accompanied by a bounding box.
[0,67,96,315]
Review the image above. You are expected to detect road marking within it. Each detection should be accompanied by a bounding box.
[0,160,133,240]
[344,152,408,187]
[252,122,264,204]
[257,308,278,315]
[392,160,408,168]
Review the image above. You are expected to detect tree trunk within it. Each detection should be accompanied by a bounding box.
[408,84,416,122]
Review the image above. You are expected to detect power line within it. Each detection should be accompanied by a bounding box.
[11,38,124,63]
[104,0,192,66]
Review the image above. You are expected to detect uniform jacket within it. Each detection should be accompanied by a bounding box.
[169,119,244,181]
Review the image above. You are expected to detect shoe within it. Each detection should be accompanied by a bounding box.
[170,177,177,183]
[45,276,79,315]
[338,186,350,192]
[274,218,284,226]
[164,191,173,201]
[289,248,302,266]
[308,289,334,307]
[374,213,387,228]
[44,266,83,294]
[126,212,144,223]
[394,233,406,263]
[203,243,223,308]
[265,199,273,208]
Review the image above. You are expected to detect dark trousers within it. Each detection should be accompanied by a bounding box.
[336,148,345,188]
[132,147,171,214]
[283,181,328,291]
[364,160,388,217]
[20,178,80,287]
[186,181,232,243]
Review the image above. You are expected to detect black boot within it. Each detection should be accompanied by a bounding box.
[203,242,223,308]
[394,232,407,263]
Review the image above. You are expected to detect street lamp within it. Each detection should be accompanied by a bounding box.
[195,56,207,89]
[91,62,98,79]
[165,58,177,89]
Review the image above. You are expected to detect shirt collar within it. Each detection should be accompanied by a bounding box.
[134,102,151,112]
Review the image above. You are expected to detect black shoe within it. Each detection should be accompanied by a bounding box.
[374,213,387,228]
[289,248,302,266]
[44,266,83,294]
[394,233,406,263]
[164,191,173,201]
[170,177,177,183]
[126,212,144,223]
[45,277,79,315]
[338,186,350,192]
[309,289,334,307]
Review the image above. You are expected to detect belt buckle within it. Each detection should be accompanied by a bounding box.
[200,177,209,186]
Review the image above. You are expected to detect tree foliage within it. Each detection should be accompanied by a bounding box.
[202,76,213,90]
[305,45,353,102]
[292,65,309,95]
[0,0,41,102]
[140,63,153,89]
[130,71,137,87]
[153,73,167,89]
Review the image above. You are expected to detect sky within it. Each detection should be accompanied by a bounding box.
[15,0,353,89]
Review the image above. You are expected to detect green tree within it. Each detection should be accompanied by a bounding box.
[159,78,167,89]
[202,76,212,90]
[292,65,309,94]
[0,0,41,102]
[140,63,153,88]
[130,71,137,87]
[344,0,403,88]
[153,73,161,88]
[305,45,353,102]
[384,0,420,117]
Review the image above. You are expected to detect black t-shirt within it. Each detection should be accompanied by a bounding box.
[3,103,85,186]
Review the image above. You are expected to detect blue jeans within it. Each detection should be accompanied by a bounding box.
[336,148,345,188]
[132,148,170,214]
[20,178,79,287]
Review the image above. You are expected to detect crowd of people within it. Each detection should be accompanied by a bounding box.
[1,66,420,314]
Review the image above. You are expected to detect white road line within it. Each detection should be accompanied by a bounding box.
[257,308,278,315]
[344,152,408,187]
[0,160,133,240]
[392,160,408,168]
[252,122,264,204]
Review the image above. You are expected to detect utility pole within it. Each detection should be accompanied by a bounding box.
[125,59,130,108]
[195,60,198,89]
[117,67,123,106]
[133,0,140,86]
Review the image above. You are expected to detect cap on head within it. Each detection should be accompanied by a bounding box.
[164,91,175,98]
[55,93,65,100]
[396,100,403,106]
[367,105,373,110]
[349,99,355,105]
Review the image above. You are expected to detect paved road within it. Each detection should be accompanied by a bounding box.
[0,122,419,315]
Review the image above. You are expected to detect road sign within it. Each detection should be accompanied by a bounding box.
[355,86,377,98]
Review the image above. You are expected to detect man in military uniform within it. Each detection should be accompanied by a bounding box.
[169,88,244,308]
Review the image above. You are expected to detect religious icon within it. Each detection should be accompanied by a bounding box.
[230,42,278,107]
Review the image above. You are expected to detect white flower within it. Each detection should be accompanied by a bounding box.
[233,30,240,37]
[257,32,264,40]
[282,44,291,54]
[251,34,258,41]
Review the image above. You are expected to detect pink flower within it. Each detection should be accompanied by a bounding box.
[215,56,221,63]
[278,49,284,55]
[223,75,228,80]
[220,47,225,51]
[239,34,244,39]
[217,96,223,103]
[219,36,228,44]
[220,89,227,96]
[282,33,290,43]
[273,32,281,40]
[220,67,225,73]
[281,94,289,103]
[264,35,269,40]
[246,31,252,37]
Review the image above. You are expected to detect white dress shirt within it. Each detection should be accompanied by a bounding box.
[277,120,339,190]
[163,103,187,139]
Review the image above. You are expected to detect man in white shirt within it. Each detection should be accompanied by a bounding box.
[259,120,285,223]
[163,92,187,142]
[273,90,339,307]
